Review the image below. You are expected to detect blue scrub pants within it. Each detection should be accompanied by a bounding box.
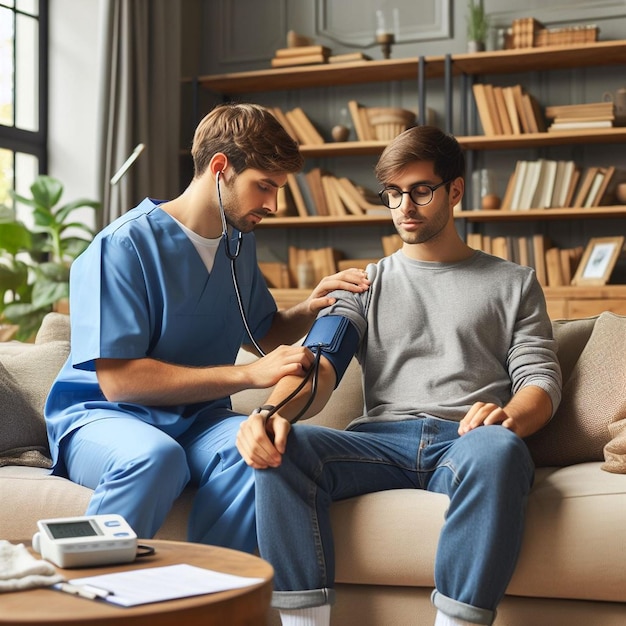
[63,413,256,552]
[255,417,534,625]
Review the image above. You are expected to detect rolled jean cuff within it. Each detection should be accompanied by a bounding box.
[272,588,335,610]
[431,590,496,625]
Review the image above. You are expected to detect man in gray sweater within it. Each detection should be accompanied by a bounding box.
[237,125,562,626]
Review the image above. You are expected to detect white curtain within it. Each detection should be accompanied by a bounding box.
[97,0,181,227]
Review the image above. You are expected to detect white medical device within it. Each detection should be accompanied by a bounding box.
[32,514,137,568]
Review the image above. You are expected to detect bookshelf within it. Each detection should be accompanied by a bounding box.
[186,40,626,311]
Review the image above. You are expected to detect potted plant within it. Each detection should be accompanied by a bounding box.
[467,0,489,53]
[0,175,100,340]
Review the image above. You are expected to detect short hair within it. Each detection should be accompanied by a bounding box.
[374,125,466,187]
[191,103,304,177]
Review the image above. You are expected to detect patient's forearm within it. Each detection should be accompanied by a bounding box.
[264,357,337,422]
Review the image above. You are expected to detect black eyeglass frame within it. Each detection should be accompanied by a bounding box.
[378,179,453,209]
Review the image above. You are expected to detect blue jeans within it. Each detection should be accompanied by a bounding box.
[254,417,534,625]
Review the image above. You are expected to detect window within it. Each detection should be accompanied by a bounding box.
[0,0,47,209]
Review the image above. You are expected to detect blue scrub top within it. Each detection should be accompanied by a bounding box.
[45,198,276,468]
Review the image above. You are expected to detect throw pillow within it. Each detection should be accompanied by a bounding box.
[0,313,70,469]
[0,361,51,468]
[526,312,626,470]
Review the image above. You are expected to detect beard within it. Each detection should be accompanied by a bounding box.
[394,207,448,245]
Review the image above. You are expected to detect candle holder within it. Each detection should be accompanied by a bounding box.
[376,32,395,59]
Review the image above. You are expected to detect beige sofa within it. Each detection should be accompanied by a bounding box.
[1,312,625,625]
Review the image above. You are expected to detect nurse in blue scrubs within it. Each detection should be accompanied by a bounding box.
[44,103,370,552]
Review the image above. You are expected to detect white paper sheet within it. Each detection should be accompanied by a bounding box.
[64,563,265,607]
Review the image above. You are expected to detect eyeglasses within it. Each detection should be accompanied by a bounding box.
[378,179,452,209]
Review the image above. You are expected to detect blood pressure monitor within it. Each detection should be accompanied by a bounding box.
[32,514,137,568]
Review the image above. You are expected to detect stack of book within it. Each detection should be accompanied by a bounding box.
[571,166,626,208]
[500,159,580,210]
[270,45,331,68]
[545,101,615,131]
[287,246,342,287]
[508,18,545,48]
[533,24,599,47]
[472,83,545,136]
[498,159,626,211]
[284,169,385,218]
[505,18,598,49]
[269,106,325,145]
[466,233,584,287]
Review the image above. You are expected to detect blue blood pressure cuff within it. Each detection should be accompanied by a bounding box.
[303,315,359,388]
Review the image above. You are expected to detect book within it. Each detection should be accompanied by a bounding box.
[332,177,365,215]
[347,100,368,141]
[286,173,310,218]
[583,169,605,207]
[572,166,599,208]
[321,174,347,216]
[493,86,513,135]
[285,107,325,145]
[550,160,575,208]
[548,120,613,131]
[594,167,626,206]
[270,107,298,141]
[545,247,564,286]
[532,235,550,286]
[337,178,386,212]
[472,83,497,136]
[517,160,542,210]
[381,234,403,256]
[511,84,531,134]
[258,262,290,288]
[304,167,329,216]
[502,86,522,135]
[532,159,558,209]
[274,45,331,58]
[271,54,329,68]
[484,84,504,135]
[509,160,529,210]
[562,167,581,208]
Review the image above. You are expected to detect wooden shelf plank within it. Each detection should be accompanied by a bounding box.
[455,206,626,222]
[458,128,626,150]
[259,214,390,229]
[191,56,446,94]
[452,40,626,75]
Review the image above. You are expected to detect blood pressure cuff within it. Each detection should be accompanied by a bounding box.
[303,315,359,388]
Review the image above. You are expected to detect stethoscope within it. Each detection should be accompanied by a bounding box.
[216,170,322,421]
[216,170,265,356]
[216,170,243,261]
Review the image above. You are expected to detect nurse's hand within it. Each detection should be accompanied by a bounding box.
[244,345,315,389]
[236,409,291,469]
[305,268,370,314]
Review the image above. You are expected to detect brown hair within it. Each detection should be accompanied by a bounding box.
[191,103,304,177]
[374,125,465,188]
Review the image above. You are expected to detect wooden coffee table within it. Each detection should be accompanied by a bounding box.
[0,539,273,625]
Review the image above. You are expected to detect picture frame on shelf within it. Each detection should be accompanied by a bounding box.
[571,236,625,286]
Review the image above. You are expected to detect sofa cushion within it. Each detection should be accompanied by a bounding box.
[526,312,626,470]
[0,313,70,468]
[0,362,51,467]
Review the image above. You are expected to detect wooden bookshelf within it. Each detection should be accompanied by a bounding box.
[270,286,626,321]
[455,206,626,222]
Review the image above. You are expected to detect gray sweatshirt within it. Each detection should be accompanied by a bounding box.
[321,250,562,426]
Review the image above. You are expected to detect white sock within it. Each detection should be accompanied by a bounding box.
[434,610,476,626]
[280,604,331,626]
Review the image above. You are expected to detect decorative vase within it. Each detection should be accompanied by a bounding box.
[467,40,485,53]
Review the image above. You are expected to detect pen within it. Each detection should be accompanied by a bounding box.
[52,582,114,600]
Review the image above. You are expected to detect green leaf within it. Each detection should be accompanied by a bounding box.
[0,222,32,255]
[31,175,64,209]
